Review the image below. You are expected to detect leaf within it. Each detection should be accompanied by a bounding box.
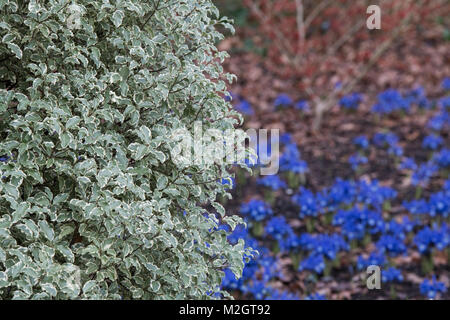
[57,245,75,263]
[60,132,72,148]
[138,125,152,144]
[82,280,97,294]
[12,202,29,222]
[157,176,168,190]
[41,283,57,297]
[112,10,124,27]
[0,271,8,288]
[149,280,161,292]
[7,42,22,59]
[2,33,14,43]
[66,116,81,129]
[39,220,55,241]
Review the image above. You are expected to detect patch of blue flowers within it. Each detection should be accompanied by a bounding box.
[339,93,363,110]
[220,78,449,300]
[372,89,410,115]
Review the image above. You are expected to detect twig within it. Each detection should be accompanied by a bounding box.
[294,0,305,64]
[312,0,419,131]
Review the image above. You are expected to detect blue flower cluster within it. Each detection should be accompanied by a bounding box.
[339,93,363,110]
[372,89,410,115]
[414,224,450,253]
[405,87,431,109]
[297,233,349,260]
[279,143,308,174]
[382,267,404,283]
[333,207,384,240]
[349,154,368,171]
[442,77,450,91]
[220,78,449,300]
[257,175,287,191]
[292,188,325,218]
[422,134,443,150]
[353,135,370,149]
[274,94,293,107]
[240,200,273,222]
[420,276,447,299]
[357,251,387,270]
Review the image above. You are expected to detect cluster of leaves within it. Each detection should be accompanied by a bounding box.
[220,78,449,300]
[0,0,254,299]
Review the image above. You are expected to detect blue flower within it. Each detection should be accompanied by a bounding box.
[224,91,236,102]
[382,267,403,283]
[434,148,450,168]
[444,179,450,194]
[353,135,370,149]
[221,268,245,292]
[376,235,407,257]
[246,280,274,300]
[339,93,363,110]
[349,154,368,170]
[414,224,450,253]
[227,224,260,251]
[325,178,358,208]
[439,96,450,110]
[235,99,254,115]
[256,175,287,191]
[442,77,450,91]
[267,290,300,300]
[298,233,349,260]
[305,293,326,300]
[411,161,439,187]
[403,199,429,215]
[357,251,387,270]
[298,253,325,274]
[428,191,450,217]
[356,179,397,209]
[279,143,308,174]
[399,157,417,170]
[274,94,293,107]
[240,200,273,222]
[427,111,449,131]
[280,133,293,145]
[221,177,235,190]
[292,188,323,218]
[405,87,430,109]
[420,276,447,299]
[422,134,443,150]
[371,89,410,115]
[388,144,403,157]
[259,255,283,282]
[278,233,302,252]
[373,132,399,148]
[384,218,414,240]
[295,100,310,111]
[264,216,294,242]
[333,207,384,240]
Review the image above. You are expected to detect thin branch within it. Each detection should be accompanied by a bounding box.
[294,0,305,62]
[312,0,419,130]
[304,0,333,30]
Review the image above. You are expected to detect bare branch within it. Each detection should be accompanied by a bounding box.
[294,0,305,64]
[304,0,333,30]
[312,0,420,131]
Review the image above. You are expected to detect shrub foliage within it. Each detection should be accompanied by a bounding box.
[0,0,251,299]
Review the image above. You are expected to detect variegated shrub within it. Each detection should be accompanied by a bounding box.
[0,0,253,299]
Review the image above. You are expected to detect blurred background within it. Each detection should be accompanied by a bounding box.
[213,0,450,300]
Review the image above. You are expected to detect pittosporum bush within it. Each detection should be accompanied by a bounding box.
[0,0,253,299]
